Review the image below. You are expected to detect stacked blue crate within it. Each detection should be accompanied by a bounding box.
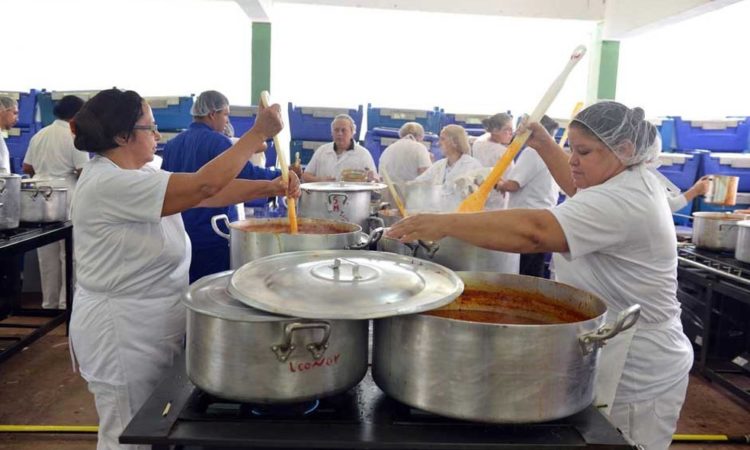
[650,117,675,152]
[145,96,194,131]
[657,152,702,191]
[698,152,750,192]
[1,90,39,174]
[290,140,327,167]
[673,117,750,152]
[228,105,277,168]
[288,103,363,141]
[695,193,750,213]
[441,112,493,137]
[367,104,441,135]
[363,127,439,167]
[37,90,100,127]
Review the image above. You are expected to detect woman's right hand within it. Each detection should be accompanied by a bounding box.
[251,103,284,140]
[517,120,557,152]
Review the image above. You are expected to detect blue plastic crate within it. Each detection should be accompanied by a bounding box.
[699,152,750,192]
[0,90,38,127]
[229,105,258,136]
[650,117,675,152]
[288,103,363,141]
[441,112,486,129]
[673,117,750,152]
[363,127,439,167]
[367,104,441,135]
[657,152,701,191]
[695,192,750,213]
[37,90,100,127]
[145,96,194,131]
[290,139,327,167]
[4,125,38,173]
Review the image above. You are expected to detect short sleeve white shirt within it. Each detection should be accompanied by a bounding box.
[24,120,90,189]
[506,147,560,210]
[305,142,377,181]
[378,136,432,182]
[471,139,513,170]
[0,134,9,173]
[549,167,692,401]
[71,156,190,299]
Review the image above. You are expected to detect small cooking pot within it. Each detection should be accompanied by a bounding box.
[692,212,750,252]
[298,182,386,231]
[20,185,68,223]
[735,220,750,263]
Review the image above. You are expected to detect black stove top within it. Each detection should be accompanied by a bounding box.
[122,357,635,450]
[677,244,750,286]
[0,222,68,243]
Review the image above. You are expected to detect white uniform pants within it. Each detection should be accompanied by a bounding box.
[87,381,149,450]
[37,241,68,309]
[609,373,689,450]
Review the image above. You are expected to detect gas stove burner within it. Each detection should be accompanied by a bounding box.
[250,399,320,417]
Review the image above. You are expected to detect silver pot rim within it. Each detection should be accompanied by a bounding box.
[693,212,749,221]
[228,217,362,234]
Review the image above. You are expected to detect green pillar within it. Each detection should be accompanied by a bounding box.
[251,22,272,105]
[597,40,620,100]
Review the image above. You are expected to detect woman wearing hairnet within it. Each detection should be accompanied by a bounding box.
[388,101,692,450]
[69,88,298,450]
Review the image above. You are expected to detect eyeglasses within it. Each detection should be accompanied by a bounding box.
[133,124,159,133]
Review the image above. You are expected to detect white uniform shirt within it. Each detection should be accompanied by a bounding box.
[305,141,377,181]
[550,167,693,402]
[414,154,483,187]
[0,134,9,173]
[24,120,90,193]
[471,139,514,171]
[506,147,560,210]
[667,193,688,212]
[378,136,432,182]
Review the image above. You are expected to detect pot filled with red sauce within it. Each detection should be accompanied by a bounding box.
[211,214,378,268]
[372,271,640,424]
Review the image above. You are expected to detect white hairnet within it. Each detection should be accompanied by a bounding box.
[572,101,660,167]
[191,90,229,117]
[0,95,17,111]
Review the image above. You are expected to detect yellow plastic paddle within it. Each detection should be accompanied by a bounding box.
[457,45,587,213]
[259,91,298,234]
[381,168,407,218]
[558,101,584,149]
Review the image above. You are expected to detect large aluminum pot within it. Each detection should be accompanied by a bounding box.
[298,182,386,231]
[20,185,68,222]
[373,272,640,423]
[735,220,750,263]
[417,237,519,274]
[0,174,21,229]
[692,212,750,252]
[211,215,377,268]
[185,271,368,403]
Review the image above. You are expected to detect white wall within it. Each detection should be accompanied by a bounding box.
[617,0,750,118]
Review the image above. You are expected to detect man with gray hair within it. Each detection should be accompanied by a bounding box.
[0,95,19,173]
[377,122,432,183]
[162,90,297,282]
[302,114,378,182]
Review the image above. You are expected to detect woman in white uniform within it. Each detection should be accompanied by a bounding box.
[471,113,515,209]
[378,122,432,183]
[23,95,89,309]
[69,89,299,450]
[388,101,693,450]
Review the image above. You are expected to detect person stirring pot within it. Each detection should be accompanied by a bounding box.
[69,89,298,450]
[388,101,693,450]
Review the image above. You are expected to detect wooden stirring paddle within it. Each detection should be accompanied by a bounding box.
[259,91,298,234]
[381,168,407,218]
[558,101,584,149]
[457,45,587,213]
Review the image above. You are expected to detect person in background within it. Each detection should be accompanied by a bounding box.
[0,95,19,173]
[495,115,560,277]
[388,101,692,450]
[302,114,378,182]
[471,112,514,167]
[22,95,88,309]
[414,124,483,205]
[667,175,710,212]
[161,90,297,282]
[69,88,297,450]
[377,122,432,182]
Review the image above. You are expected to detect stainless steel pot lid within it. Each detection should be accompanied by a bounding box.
[300,182,387,192]
[183,271,290,322]
[229,250,464,319]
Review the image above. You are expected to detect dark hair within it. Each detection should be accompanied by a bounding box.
[53,95,84,121]
[481,112,513,132]
[540,115,559,136]
[73,89,144,153]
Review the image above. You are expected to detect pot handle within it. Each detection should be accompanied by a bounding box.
[271,321,332,362]
[210,214,231,240]
[367,215,385,231]
[0,179,5,194]
[578,304,641,356]
[417,240,440,259]
[36,185,54,200]
[719,224,739,231]
[347,231,372,250]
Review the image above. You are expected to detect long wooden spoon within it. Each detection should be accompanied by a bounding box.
[381,168,407,218]
[457,45,587,213]
[259,91,298,234]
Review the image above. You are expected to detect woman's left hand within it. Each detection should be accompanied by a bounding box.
[386,213,448,242]
[286,171,301,199]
